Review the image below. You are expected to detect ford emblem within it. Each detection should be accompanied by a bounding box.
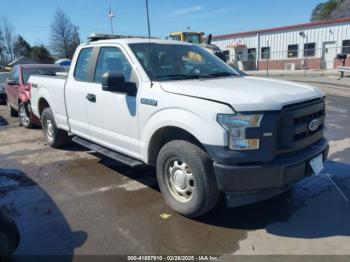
[308,119,320,132]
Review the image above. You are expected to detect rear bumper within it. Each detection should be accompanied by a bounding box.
[213,138,329,205]
[26,102,41,125]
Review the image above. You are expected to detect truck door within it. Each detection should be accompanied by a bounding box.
[85,46,140,159]
[65,47,93,140]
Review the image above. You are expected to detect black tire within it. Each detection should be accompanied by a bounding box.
[41,107,69,148]
[156,140,219,217]
[7,100,18,117]
[18,103,34,129]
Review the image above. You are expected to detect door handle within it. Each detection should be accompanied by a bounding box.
[86,93,96,103]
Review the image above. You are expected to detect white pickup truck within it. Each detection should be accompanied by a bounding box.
[29,34,329,217]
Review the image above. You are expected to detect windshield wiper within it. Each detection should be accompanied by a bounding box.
[155,74,214,80]
[208,72,237,77]
[155,74,193,80]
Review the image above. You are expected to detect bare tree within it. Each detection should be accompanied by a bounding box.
[50,8,80,59]
[69,25,81,58]
[0,28,6,63]
[0,17,15,62]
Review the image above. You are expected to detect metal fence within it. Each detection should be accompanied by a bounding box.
[225,45,349,76]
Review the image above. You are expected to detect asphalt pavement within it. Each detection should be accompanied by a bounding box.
[0,79,349,259]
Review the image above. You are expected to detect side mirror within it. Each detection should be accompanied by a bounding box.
[7,79,18,85]
[102,72,137,95]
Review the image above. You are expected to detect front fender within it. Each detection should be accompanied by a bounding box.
[140,107,227,162]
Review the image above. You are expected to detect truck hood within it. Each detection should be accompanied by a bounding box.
[160,76,324,112]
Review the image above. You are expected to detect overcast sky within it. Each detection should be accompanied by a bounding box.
[1,0,324,45]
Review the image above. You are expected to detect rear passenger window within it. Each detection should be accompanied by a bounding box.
[94,47,132,83]
[74,48,92,81]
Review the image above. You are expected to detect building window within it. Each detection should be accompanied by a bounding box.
[261,47,270,59]
[248,48,256,60]
[342,40,350,54]
[288,44,298,58]
[304,43,315,57]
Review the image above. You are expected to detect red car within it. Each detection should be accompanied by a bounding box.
[5,64,65,128]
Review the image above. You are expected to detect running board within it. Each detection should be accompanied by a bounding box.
[72,136,143,167]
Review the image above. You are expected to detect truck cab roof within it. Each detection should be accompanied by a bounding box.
[82,34,193,47]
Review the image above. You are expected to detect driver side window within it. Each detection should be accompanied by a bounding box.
[94,47,132,84]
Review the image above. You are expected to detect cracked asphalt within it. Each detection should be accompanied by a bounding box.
[0,80,350,259]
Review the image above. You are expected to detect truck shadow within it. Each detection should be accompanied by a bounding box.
[198,160,350,239]
[0,168,87,261]
[101,157,350,240]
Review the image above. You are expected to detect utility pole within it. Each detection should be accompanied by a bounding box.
[146,0,151,38]
[299,31,307,77]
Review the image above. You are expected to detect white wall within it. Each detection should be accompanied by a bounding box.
[213,21,350,61]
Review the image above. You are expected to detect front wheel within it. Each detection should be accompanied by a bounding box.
[41,107,69,148]
[18,103,33,129]
[156,140,219,217]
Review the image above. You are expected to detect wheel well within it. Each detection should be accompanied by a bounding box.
[38,98,50,117]
[147,126,206,166]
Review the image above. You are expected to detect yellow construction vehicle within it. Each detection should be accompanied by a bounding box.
[169,32,204,44]
[169,32,227,61]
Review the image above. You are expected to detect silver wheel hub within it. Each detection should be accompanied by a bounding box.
[167,160,195,202]
[20,106,30,126]
[46,118,54,137]
[173,170,187,188]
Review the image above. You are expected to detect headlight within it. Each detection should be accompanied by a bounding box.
[217,114,263,150]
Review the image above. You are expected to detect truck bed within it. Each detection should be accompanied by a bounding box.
[29,74,69,130]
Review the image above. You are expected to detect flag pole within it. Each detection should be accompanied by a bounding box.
[145,0,151,38]
[109,6,114,34]
[110,19,114,34]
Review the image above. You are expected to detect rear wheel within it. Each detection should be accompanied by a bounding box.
[41,107,69,148]
[7,100,17,117]
[156,140,219,217]
[18,103,33,129]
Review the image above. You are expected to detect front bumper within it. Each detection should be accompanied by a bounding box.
[213,138,329,206]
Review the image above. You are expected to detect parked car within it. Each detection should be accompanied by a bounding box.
[0,72,9,104]
[29,34,328,217]
[5,64,65,128]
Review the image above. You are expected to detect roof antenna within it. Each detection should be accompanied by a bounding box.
[145,0,151,38]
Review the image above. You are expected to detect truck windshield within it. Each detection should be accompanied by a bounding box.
[22,67,66,85]
[129,43,244,81]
